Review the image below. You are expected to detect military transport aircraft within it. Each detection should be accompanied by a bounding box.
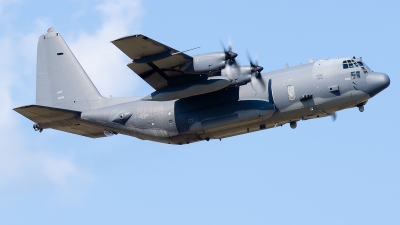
[14,28,390,144]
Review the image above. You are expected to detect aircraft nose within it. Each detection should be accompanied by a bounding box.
[366,72,390,97]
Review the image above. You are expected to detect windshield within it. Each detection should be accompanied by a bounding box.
[342,58,372,73]
[342,59,360,69]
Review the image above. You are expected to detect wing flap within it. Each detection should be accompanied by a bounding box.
[152,54,190,68]
[127,62,169,90]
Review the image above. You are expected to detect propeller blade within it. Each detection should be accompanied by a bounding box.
[221,38,240,80]
[225,63,234,80]
[231,58,240,69]
[247,51,255,67]
[251,72,266,93]
[221,38,238,62]
[220,39,227,52]
[247,51,263,73]
[259,74,266,92]
[247,51,265,92]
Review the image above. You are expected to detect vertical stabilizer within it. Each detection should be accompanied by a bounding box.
[36,28,103,111]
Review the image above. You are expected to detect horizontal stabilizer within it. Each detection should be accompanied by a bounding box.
[14,105,80,123]
[14,105,106,138]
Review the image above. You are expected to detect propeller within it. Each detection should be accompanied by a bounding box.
[248,52,266,92]
[221,38,240,80]
[221,39,238,63]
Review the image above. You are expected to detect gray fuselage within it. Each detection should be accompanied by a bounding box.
[81,57,390,144]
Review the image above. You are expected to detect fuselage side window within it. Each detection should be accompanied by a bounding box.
[356,71,361,78]
[287,85,296,101]
[351,71,356,79]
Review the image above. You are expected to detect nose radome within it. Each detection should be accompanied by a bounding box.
[366,73,390,97]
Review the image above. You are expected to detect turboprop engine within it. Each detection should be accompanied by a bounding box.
[181,51,238,73]
[180,41,239,73]
[213,54,266,93]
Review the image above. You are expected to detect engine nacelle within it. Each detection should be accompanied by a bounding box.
[219,66,253,85]
[181,53,226,73]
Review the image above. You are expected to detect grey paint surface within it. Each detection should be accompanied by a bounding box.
[14,29,391,144]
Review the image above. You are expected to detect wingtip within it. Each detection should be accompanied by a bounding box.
[13,104,36,111]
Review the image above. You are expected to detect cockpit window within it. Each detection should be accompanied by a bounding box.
[343,59,363,69]
[351,60,359,67]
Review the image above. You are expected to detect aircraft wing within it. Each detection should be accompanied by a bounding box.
[112,34,201,90]
[14,105,106,138]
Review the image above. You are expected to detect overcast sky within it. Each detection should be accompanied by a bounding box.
[1,0,399,224]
